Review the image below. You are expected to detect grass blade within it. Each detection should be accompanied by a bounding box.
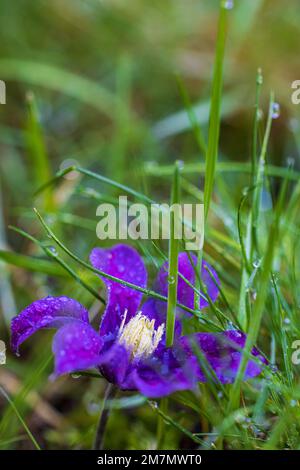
[203,1,230,220]
[166,161,181,347]
[0,386,41,450]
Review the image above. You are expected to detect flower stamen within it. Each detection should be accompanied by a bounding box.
[118,312,164,360]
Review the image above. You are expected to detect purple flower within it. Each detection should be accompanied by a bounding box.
[11,244,266,398]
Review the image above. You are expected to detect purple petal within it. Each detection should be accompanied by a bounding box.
[125,344,198,398]
[98,343,130,386]
[181,330,267,384]
[52,320,103,376]
[141,297,182,340]
[90,244,147,336]
[11,296,89,354]
[155,252,220,311]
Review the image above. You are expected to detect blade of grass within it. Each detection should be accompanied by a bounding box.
[0,59,135,121]
[204,0,230,220]
[228,165,290,413]
[176,75,207,155]
[150,401,204,446]
[144,161,300,181]
[25,92,54,211]
[166,161,181,347]
[157,161,181,450]
[0,386,41,450]
[0,249,67,277]
[0,178,17,326]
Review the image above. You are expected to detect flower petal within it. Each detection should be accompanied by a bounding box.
[125,344,198,398]
[11,296,89,354]
[98,343,130,386]
[181,330,267,384]
[90,244,147,336]
[52,320,103,376]
[141,297,182,339]
[155,252,220,310]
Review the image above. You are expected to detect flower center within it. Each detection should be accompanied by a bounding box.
[118,312,164,360]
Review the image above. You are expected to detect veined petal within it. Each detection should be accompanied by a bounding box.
[11,296,89,354]
[181,330,267,384]
[155,252,220,310]
[52,320,103,376]
[90,244,147,336]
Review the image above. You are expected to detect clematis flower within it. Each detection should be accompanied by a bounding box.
[11,244,266,398]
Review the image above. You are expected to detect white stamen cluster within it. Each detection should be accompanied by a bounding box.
[118,311,164,360]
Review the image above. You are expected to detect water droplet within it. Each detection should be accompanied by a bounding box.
[272,102,280,119]
[71,373,81,379]
[149,400,158,409]
[284,317,291,325]
[290,399,297,408]
[253,259,261,269]
[46,215,55,225]
[167,275,175,285]
[59,158,79,180]
[118,265,125,274]
[257,109,264,121]
[260,188,273,212]
[251,290,257,301]
[235,413,246,424]
[49,246,58,256]
[176,160,184,170]
[223,0,234,9]
[87,402,100,414]
[257,69,263,85]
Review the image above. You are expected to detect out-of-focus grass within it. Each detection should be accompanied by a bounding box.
[0,0,300,450]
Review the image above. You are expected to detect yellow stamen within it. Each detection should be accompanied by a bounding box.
[118,312,164,360]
